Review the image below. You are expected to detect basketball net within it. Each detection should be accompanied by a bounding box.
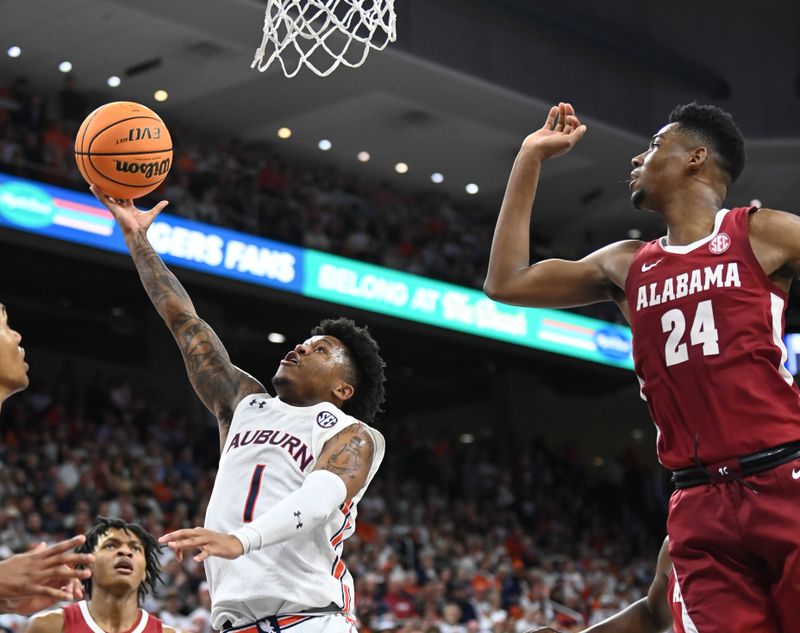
[251,0,396,78]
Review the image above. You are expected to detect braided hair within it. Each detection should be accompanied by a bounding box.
[76,517,163,605]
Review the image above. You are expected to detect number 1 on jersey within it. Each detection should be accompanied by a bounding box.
[661,299,720,367]
[243,464,266,522]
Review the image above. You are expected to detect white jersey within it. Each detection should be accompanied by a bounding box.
[204,395,385,630]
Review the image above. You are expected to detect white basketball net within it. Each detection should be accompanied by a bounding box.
[251,0,397,78]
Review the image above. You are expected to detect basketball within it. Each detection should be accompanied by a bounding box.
[74,101,172,200]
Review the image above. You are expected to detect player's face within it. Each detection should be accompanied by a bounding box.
[629,123,689,212]
[92,528,147,595]
[272,335,353,404]
[0,304,29,397]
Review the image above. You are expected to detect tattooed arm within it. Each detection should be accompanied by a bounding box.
[91,187,264,440]
[313,423,376,499]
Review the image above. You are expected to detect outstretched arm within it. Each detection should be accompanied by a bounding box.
[91,187,264,439]
[484,103,632,309]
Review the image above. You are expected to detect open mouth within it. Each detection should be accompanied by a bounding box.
[114,560,134,574]
[280,351,300,366]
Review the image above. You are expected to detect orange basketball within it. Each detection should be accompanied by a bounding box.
[74,101,172,199]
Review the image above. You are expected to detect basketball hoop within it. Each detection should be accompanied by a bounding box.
[251,0,396,78]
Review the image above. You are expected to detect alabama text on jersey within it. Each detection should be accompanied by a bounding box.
[625,207,800,469]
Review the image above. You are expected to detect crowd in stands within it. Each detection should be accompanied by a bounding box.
[0,376,669,633]
[0,74,567,303]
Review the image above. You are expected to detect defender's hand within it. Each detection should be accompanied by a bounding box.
[0,536,94,615]
[90,185,169,236]
[2,576,86,615]
[521,102,587,161]
[159,528,244,563]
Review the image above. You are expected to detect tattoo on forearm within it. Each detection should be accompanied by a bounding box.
[169,313,239,424]
[127,232,260,425]
[128,232,192,311]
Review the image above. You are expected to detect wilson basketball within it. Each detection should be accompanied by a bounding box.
[74,101,172,200]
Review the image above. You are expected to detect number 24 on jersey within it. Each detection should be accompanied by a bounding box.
[661,300,720,367]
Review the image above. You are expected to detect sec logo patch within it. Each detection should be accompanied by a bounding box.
[709,233,730,254]
[317,411,338,428]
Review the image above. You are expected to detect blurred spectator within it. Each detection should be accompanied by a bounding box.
[439,604,466,633]
[383,575,418,620]
[159,588,186,629]
[186,582,212,633]
[58,75,88,133]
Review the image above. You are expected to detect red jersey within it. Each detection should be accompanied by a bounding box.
[625,207,800,469]
[63,601,164,633]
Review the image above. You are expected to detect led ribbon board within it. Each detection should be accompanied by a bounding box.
[0,173,634,370]
[0,173,304,293]
[303,251,634,369]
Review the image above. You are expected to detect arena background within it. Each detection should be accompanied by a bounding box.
[0,2,799,631]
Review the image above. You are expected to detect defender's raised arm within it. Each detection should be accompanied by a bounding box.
[484,103,635,309]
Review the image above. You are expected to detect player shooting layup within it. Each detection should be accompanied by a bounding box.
[92,187,387,633]
[485,103,800,632]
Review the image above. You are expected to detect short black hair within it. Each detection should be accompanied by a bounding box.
[76,517,163,604]
[311,317,386,424]
[669,103,745,183]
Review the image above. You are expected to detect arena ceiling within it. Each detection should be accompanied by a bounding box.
[2,0,799,257]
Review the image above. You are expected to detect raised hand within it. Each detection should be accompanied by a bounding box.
[89,185,169,236]
[0,536,95,615]
[90,183,264,444]
[159,527,244,563]
[521,102,587,161]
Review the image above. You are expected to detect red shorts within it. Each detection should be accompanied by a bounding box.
[666,569,688,633]
[667,458,800,632]
[667,567,692,633]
